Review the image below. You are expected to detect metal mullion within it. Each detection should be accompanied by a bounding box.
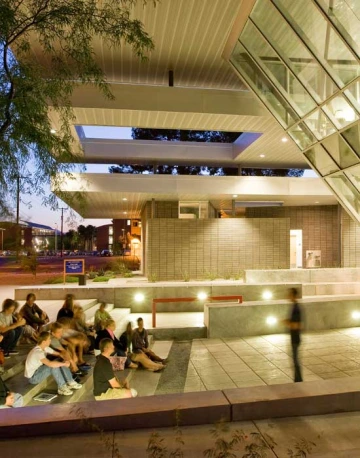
[270,0,343,90]
[312,0,360,65]
[247,17,318,117]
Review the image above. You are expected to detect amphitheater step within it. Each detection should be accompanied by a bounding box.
[34,298,99,323]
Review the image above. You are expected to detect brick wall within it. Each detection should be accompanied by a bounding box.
[246,206,340,268]
[341,210,360,267]
[146,218,290,281]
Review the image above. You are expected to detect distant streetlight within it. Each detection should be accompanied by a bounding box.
[0,228,5,251]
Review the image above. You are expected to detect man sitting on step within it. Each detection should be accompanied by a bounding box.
[132,317,166,365]
[0,335,23,409]
[93,338,137,401]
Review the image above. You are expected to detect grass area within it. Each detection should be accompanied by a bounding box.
[92,276,111,282]
[43,275,80,284]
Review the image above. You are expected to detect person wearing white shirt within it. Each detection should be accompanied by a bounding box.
[25,331,82,396]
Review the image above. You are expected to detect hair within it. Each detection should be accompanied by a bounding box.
[137,317,143,324]
[50,322,63,333]
[62,294,75,311]
[38,331,51,344]
[126,321,133,335]
[99,302,106,310]
[289,287,298,299]
[26,293,36,301]
[105,319,116,328]
[99,338,113,353]
[57,317,72,329]
[2,298,18,312]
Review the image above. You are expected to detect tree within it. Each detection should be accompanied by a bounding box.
[0,0,157,216]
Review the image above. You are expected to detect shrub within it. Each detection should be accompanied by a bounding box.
[88,271,98,279]
[205,269,218,281]
[44,275,79,284]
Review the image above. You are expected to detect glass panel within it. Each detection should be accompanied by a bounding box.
[230,41,299,128]
[251,0,337,103]
[274,0,360,88]
[322,133,359,168]
[344,79,360,113]
[315,0,360,58]
[288,122,316,150]
[345,165,360,193]
[303,109,336,140]
[326,172,360,218]
[322,94,359,129]
[342,123,360,155]
[304,144,339,176]
[240,20,316,116]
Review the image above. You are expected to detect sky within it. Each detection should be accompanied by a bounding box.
[17,126,318,232]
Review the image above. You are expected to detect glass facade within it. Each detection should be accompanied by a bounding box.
[229,0,360,222]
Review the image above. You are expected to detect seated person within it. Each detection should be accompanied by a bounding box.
[72,306,96,353]
[132,317,165,363]
[0,373,23,409]
[49,322,85,376]
[57,294,76,321]
[94,303,112,332]
[57,317,91,370]
[25,331,82,396]
[93,338,137,401]
[19,293,49,331]
[128,320,165,372]
[95,319,137,369]
[0,299,25,357]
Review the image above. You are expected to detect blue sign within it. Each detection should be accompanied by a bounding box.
[64,259,84,275]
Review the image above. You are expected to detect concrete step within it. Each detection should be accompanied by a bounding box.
[303,282,360,296]
[111,308,132,337]
[1,345,32,382]
[149,327,207,341]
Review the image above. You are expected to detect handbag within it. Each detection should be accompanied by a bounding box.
[109,356,127,371]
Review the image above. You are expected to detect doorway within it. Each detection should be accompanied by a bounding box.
[290,229,303,268]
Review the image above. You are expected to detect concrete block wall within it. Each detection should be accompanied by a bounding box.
[341,210,360,267]
[146,218,290,281]
[246,205,340,268]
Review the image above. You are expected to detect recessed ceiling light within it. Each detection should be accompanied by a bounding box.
[281,137,288,142]
[50,129,56,134]
[233,194,238,198]
[259,154,265,158]
[123,211,127,214]
[315,201,319,204]
[122,198,127,201]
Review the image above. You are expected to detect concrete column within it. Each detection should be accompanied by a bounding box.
[151,199,156,218]
[232,199,236,218]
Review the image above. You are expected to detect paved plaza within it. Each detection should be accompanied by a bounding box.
[130,327,360,397]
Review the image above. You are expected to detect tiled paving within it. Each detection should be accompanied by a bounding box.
[131,327,360,397]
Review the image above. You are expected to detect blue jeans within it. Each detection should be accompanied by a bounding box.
[29,364,73,388]
[0,393,23,408]
[0,327,23,353]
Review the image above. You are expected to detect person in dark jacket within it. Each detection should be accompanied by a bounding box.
[95,319,137,369]
[283,287,303,383]
[132,317,165,363]
[57,294,75,321]
[0,367,23,408]
[20,293,49,331]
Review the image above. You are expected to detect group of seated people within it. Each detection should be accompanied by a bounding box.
[0,295,166,408]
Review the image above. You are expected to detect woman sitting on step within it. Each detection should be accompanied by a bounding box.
[94,303,112,333]
[95,319,137,369]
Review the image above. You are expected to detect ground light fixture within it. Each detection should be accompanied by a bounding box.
[262,290,273,300]
[134,293,145,303]
[352,311,360,319]
[197,292,208,301]
[266,316,277,326]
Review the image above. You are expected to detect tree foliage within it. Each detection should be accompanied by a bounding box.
[0,0,157,216]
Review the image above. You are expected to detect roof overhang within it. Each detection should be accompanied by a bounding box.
[54,173,337,219]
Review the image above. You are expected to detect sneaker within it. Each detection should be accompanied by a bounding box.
[58,386,73,396]
[130,388,138,398]
[67,381,82,390]
[8,350,19,356]
[78,365,91,372]
[3,353,10,359]
[79,362,91,368]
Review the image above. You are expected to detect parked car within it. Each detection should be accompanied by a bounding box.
[100,250,113,257]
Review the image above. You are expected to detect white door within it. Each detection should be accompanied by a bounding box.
[290,230,303,268]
